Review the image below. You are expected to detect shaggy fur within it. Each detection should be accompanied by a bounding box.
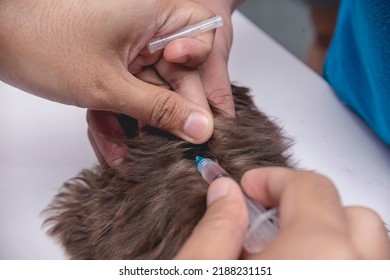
[44,85,293,259]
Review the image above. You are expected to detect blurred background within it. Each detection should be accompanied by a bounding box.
[239,0,339,74]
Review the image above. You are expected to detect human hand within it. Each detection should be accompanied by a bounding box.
[87,0,241,167]
[193,0,244,116]
[175,168,390,259]
[0,0,216,143]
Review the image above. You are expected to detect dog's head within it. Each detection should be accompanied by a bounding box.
[44,85,292,259]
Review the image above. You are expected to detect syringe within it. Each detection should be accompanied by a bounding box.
[148,16,223,53]
[195,156,279,254]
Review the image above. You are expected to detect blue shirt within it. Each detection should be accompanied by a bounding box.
[324,0,390,145]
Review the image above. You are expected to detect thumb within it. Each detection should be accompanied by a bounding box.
[109,74,214,144]
[174,178,248,259]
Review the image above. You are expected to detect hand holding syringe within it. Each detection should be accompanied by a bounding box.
[195,156,279,254]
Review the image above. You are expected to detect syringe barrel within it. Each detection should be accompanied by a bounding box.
[243,198,279,253]
[196,156,279,253]
[196,157,228,184]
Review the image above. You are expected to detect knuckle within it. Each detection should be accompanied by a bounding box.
[285,171,340,200]
[320,237,358,259]
[313,173,337,191]
[168,70,193,91]
[348,206,384,228]
[296,171,336,190]
[207,88,234,107]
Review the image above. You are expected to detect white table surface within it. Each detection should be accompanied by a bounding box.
[1,12,389,259]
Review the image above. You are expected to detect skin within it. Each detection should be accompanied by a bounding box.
[192,0,242,117]
[86,0,340,165]
[175,168,390,259]
[87,0,241,167]
[0,0,217,144]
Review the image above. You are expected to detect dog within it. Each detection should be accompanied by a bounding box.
[44,85,293,259]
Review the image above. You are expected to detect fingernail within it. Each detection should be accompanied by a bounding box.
[207,179,231,206]
[183,112,209,141]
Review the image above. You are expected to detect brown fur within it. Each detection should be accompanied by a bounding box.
[44,85,293,259]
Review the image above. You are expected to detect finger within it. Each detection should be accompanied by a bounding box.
[133,67,171,130]
[164,34,214,67]
[174,178,248,259]
[199,53,234,116]
[199,18,234,116]
[345,206,390,259]
[106,71,214,144]
[134,67,170,89]
[241,168,346,229]
[154,59,210,110]
[127,49,162,75]
[87,128,104,165]
[86,110,127,167]
[132,47,211,111]
[163,29,234,116]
